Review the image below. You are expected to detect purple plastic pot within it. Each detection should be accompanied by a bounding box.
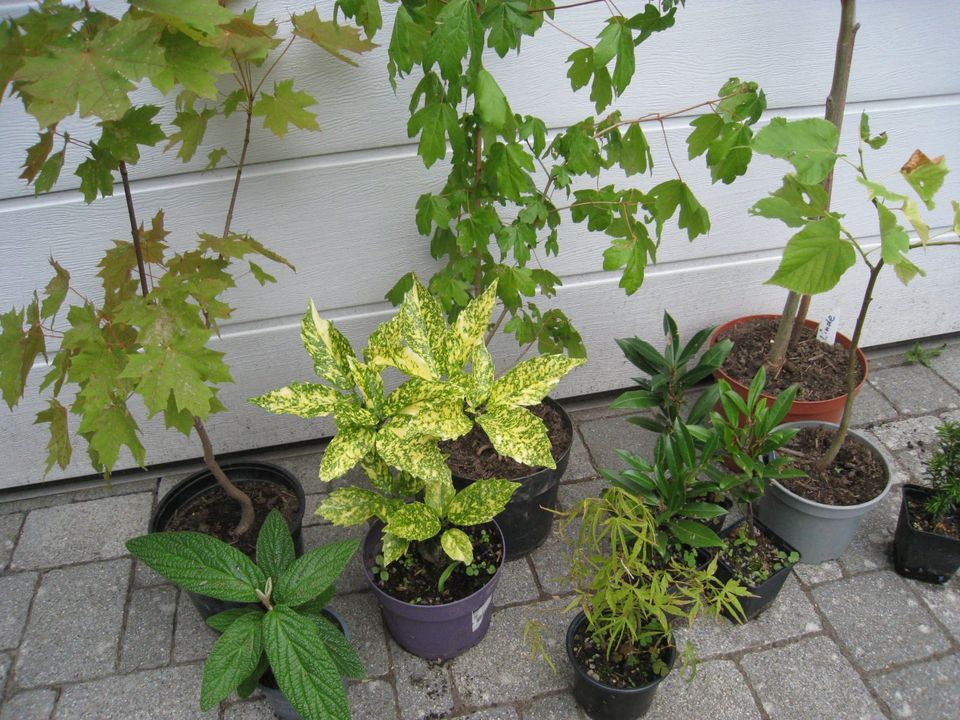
[362,520,505,661]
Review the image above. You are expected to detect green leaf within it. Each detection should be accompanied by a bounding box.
[876,203,910,266]
[767,218,855,295]
[165,107,215,162]
[249,382,339,418]
[476,404,554,468]
[475,68,511,130]
[126,532,266,602]
[314,614,365,679]
[441,528,473,564]
[201,14,281,62]
[154,31,232,99]
[751,174,829,228]
[291,8,377,66]
[705,124,752,184]
[620,123,652,176]
[200,612,263,711]
[686,114,723,159]
[752,117,840,185]
[206,606,263,633]
[274,538,359,607]
[317,487,383,526]
[75,143,117,203]
[19,129,54,185]
[424,0,480,82]
[17,15,165,127]
[35,399,71,475]
[488,353,584,407]
[611,21,635,95]
[900,150,949,210]
[0,308,31,409]
[40,259,69,320]
[650,180,710,241]
[668,518,723,548]
[253,79,319,138]
[447,479,519,525]
[132,0,235,36]
[34,147,65,195]
[319,426,375,481]
[263,606,350,720]
[407,101,460,169]
[384,502,441,541]
[256,509,296,581]
[98,105,165,164]
[450,281,499,366]
[859,113,888,150]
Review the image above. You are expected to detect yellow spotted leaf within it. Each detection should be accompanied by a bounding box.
[319,426,375,481]
[317,487,383,526]
[447,479,519,526]
[441,528,473,564]
[384,501,441,541]
[476,405,554,468]
[248,382,338,418]
[376,425,451,489]
[487,354,584,407]
[450,281,498,366]
[380,532,409,566]
[301,300,355,390]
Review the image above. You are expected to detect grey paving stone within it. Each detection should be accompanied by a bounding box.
[172,590,216,663]
[562,432,596,483]
[132,559,167,588]
[120,585,177,672]
[259,447,327,495]
[390,638,454,720]
[557,477,604,512]
[347,678,398,720]
[528,526,574,597]
[0,513,23,570]
[740,636,884,720]
[495,558,541,607]
[455,708,520,720]
[0,571,37,650]
[870,365,960,415]
[872,415,944,453]
[929,343,960,389]
[15,559,129,687]
[792,560,843,586]
[649,659,761,719]
[566,397,632,423]
[519,692,585,720]
[913,581,960,644]
[0,688,56,720]
[577,415,657,474]
[302,493,329,526]
[328,592,390,677]
[222,699,275,719]
[681,575,820,657]
[0,652,11,691]
[302,523,367,594]
[835,483,902,575]
[53,663,207,720]
[870,653,960,720]
[157,471,193,501]
[11,493,152,569]
[450,598,570,706]
[853,381,899,427]
[812,572,950,672]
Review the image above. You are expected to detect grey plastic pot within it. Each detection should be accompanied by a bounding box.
[362,520,505,661]
[756,422,892,564]
[258,608,349,720]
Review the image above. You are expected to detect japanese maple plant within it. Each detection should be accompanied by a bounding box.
[0,1,374,539]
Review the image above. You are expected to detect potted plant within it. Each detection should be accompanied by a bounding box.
[251,277,583,658]
[0,1,375,594]
[708,0,865,425]
[750,111,958,562]
[559,486,747,720]
[894,421,960,583]
[126,509,364,720]
[704,368,804,620]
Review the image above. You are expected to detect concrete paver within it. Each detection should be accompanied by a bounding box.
[1,343,959,719]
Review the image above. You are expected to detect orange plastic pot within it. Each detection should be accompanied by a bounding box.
[708,314,868,425]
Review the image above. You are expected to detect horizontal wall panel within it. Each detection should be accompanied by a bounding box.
[1,0,958,199]
[3,100,957,327]
[3,246,958,489]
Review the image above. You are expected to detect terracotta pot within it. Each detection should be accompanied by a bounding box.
[708,314,868,425]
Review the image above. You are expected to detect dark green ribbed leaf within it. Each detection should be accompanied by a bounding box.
[256,508,296,580]
[273,538,359,607]
[206,606,263,633]
[314,613,365,679]
[126,532,265,602]
[200,612,264,710]
[263,606,349,720]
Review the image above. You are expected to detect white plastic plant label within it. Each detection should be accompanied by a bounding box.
[817,313,840,344]
[472,596,493,632]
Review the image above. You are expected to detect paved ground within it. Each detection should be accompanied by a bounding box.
[2,340,960,719]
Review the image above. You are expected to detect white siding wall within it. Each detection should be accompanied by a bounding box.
[1,1,958,488]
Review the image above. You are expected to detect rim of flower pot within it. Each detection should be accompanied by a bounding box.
[768,421,893,512]
[361,518,507,612]
[708,314,869,409]
[565,611,676,695]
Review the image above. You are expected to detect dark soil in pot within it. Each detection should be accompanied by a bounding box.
[441,401,572,478]
[570,625,668,690]
[370,522,503,605]
[905,493,960,539]
[717,317,864,400]
[893,484,960,584]
[163,478,300,556]
[778,426,887,505]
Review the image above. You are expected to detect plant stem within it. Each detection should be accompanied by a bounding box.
[118,161,149,298]
[816,259,882,470]
[222,102,254,239]
[194,417,256,538]
[766,292,800,376]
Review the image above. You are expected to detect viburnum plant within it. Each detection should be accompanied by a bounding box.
[0,1,374,536]
[251,276,583,567]
[336,0,766,356]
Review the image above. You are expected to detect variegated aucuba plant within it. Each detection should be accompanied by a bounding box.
[250,276,583,566]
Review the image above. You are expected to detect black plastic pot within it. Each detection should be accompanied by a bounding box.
[452,397,572,559]
[149,461,306,618]
[893,484,960,584]
[566,612,674,720]
[362,520,504,660]
[258,608,349,720]
[703,518,799,622]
